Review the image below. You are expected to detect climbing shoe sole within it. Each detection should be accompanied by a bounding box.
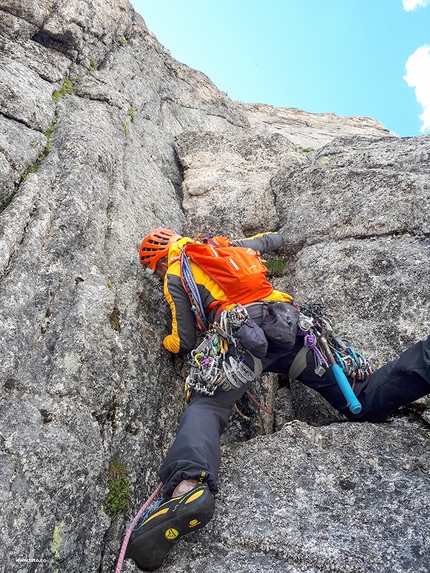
[125,484,215,571]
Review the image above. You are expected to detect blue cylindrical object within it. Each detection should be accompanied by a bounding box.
[331,364,362,414]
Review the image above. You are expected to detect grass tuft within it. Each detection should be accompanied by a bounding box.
[52,78,73,102]
[88,56,98,72]
[264,256,287,278]
[104,458,129,519]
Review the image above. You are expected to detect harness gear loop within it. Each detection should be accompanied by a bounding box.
[178,243,257,397]
[294,301,371,414]
[185,310,256,397]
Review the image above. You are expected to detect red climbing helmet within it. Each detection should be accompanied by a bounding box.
[139,228,182,272]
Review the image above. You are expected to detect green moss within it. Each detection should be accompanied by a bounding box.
[120,36,127,46]
[109,306,121,332]
[88,56,98,72]
[127,108,135,122]
[298,147,315,153]
[26,118,57,173]
[104,458,129,519]
[125,121,130,134]
[52,78,73,102]
[51,521,65,558]
[1,185,19,212]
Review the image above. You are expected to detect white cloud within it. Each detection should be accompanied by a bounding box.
[403,0,430,11]
[403,45,430,132]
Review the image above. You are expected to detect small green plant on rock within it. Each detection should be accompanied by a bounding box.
[25,118,58,175]
[52,78,73,102]
[1,186,18,212]
[39,118,57,160]
[104,458,129,519]
[127,108,135,122]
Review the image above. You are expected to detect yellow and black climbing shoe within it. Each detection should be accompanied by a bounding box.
[125,484,215,571]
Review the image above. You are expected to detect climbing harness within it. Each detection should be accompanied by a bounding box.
[115,482,163,573]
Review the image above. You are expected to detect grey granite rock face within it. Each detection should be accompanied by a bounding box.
[0,151,15,200]
[176,131,309,237]
[0,114,47,199]
[0,1,429,572]
[0,55,55,131]
[240,102,394,150]
[165,421,430,573]
[273,135,430,254]
[269,135,430,369]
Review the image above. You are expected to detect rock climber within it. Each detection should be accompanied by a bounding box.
[125,227,430,571]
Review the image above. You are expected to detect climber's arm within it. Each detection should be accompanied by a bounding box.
[231,232,283,254]
[163,267,196,356]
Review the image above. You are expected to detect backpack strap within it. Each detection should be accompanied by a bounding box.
[205,300,222,315]
[179,251,208,331]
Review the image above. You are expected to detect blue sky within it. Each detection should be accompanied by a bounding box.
[131,0,430,137]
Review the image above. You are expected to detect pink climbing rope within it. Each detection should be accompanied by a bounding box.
[115,482,163,573]
[245,390,274,415]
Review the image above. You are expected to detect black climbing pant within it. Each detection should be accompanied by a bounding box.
[159,335,430,497]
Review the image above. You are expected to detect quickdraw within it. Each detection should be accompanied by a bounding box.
[298,301,373,383]
[184,305,256,399]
